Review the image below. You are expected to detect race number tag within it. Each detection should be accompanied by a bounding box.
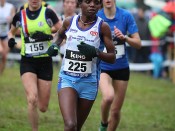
[103,44,125,59]
[25,42,48,56]
[64,59,92,74]
[63,49,92,77]
[115,45,125,56]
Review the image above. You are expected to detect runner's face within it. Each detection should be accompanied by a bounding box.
[80,0,101,17]
[63,0,77,15]
[28,0,42,9]
[103,0,115,9]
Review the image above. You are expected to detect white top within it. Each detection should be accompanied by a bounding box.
[59,15,104,82]
[0,2,13,36]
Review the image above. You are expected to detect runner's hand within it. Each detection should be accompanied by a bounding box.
[47,44,59,56]
[8,38,17,48]
[114,26,126,41]
[31,31,53,41]
[77,42,99,58]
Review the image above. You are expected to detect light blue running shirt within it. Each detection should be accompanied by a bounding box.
[97,7,138,70]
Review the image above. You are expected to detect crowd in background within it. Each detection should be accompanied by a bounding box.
[131,0,175,79]
[1,0,175,79]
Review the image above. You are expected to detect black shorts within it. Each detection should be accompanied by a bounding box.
[101,67,130,81]
[20,56,53,81]
[0,36,7,40]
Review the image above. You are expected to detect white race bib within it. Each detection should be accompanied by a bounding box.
[103,44,125,59]
[115,45,125,56]
[25,41,48,56]
[64,59,92,74]
[63,49,92,77]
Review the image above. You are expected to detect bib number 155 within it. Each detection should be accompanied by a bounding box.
[29,43,44,52]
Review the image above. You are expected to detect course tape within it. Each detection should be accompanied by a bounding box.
[7,53,174,71]
[8,38,175,71]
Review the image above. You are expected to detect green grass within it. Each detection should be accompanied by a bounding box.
[0,63,175,131]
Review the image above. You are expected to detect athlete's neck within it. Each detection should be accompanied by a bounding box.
[64,12,76,18]
[104,6,116,19]
[29,5,41,11]
[80,15,96,24]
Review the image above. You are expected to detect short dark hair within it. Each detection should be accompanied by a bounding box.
[78,0,102,4]
[78,0,83,3]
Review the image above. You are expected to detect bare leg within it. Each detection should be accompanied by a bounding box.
[58,88,78,131]
[21,73,39,131]
[99,73,114,124]
[107,80,128,131]
[77,98,94,131]
[37,79,52,112]
[0,39,9,74]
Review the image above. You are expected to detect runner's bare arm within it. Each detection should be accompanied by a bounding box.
[51,20,62,33]
[98,22,116,63]
[54,17,72,46]
[125,33,141,49]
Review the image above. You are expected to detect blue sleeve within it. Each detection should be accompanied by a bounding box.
[96,11,100,17]
[126,12,138,35]
[96,9,103,18]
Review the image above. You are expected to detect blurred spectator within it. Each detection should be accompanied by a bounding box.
[150,38,163,78]
[59,0,77,58]
[162,11,175,78]
[134,7,151,63]
[149,11,164,78]
[6,0,26,11]
[0,0,15,74]
[166,12,175,60]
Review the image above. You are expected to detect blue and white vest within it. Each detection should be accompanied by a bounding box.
[59,15,104,82]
